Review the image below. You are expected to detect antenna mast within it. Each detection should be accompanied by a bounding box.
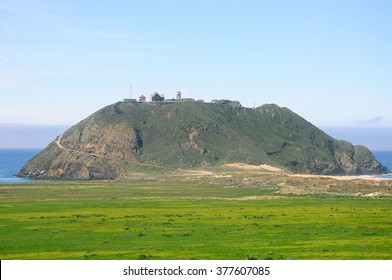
[130,82,133,99]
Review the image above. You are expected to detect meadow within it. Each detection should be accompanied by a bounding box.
[0,173,391,260]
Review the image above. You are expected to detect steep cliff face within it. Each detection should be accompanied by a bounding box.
[18,113,142,179]
[18,102,388,179]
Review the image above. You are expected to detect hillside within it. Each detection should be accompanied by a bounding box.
[18,101,388,179]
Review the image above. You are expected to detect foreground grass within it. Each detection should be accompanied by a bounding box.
[0,179,391,260]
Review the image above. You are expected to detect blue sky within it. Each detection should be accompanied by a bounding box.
[1,0,391,127]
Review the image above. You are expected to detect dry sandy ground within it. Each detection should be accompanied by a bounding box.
[222,163,285,172]
[222,163,389,182]
[290,173,384,181]
[201,163,392,197]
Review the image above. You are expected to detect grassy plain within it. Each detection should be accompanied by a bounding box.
[0,170,391,260]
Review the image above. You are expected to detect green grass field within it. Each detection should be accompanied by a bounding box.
[0,178,391,260]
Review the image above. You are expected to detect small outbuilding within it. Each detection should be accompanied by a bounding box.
[151,92,164,102]
[139,95,146,102]
[123,98,136,103]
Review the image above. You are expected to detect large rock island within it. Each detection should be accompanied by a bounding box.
[18,101,388,180]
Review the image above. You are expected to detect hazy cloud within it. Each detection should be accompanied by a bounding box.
[322,126,392,151]
[351,116,386,126]
[0,123,69,148]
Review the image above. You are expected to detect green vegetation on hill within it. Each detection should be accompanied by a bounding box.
[18,102,387,179]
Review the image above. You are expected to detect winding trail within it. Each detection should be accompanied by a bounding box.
[55,134,105,158]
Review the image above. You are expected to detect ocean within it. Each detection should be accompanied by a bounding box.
[0,149,392,182]
[371,151,392,179]
[0,149,41,182]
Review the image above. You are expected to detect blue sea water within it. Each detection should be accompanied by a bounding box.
[0,149,41,182]
[372,151,392,179]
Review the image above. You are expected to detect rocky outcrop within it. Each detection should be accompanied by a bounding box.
[18,102,388,180]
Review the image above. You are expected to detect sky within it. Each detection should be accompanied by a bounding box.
[1,0,391,128]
